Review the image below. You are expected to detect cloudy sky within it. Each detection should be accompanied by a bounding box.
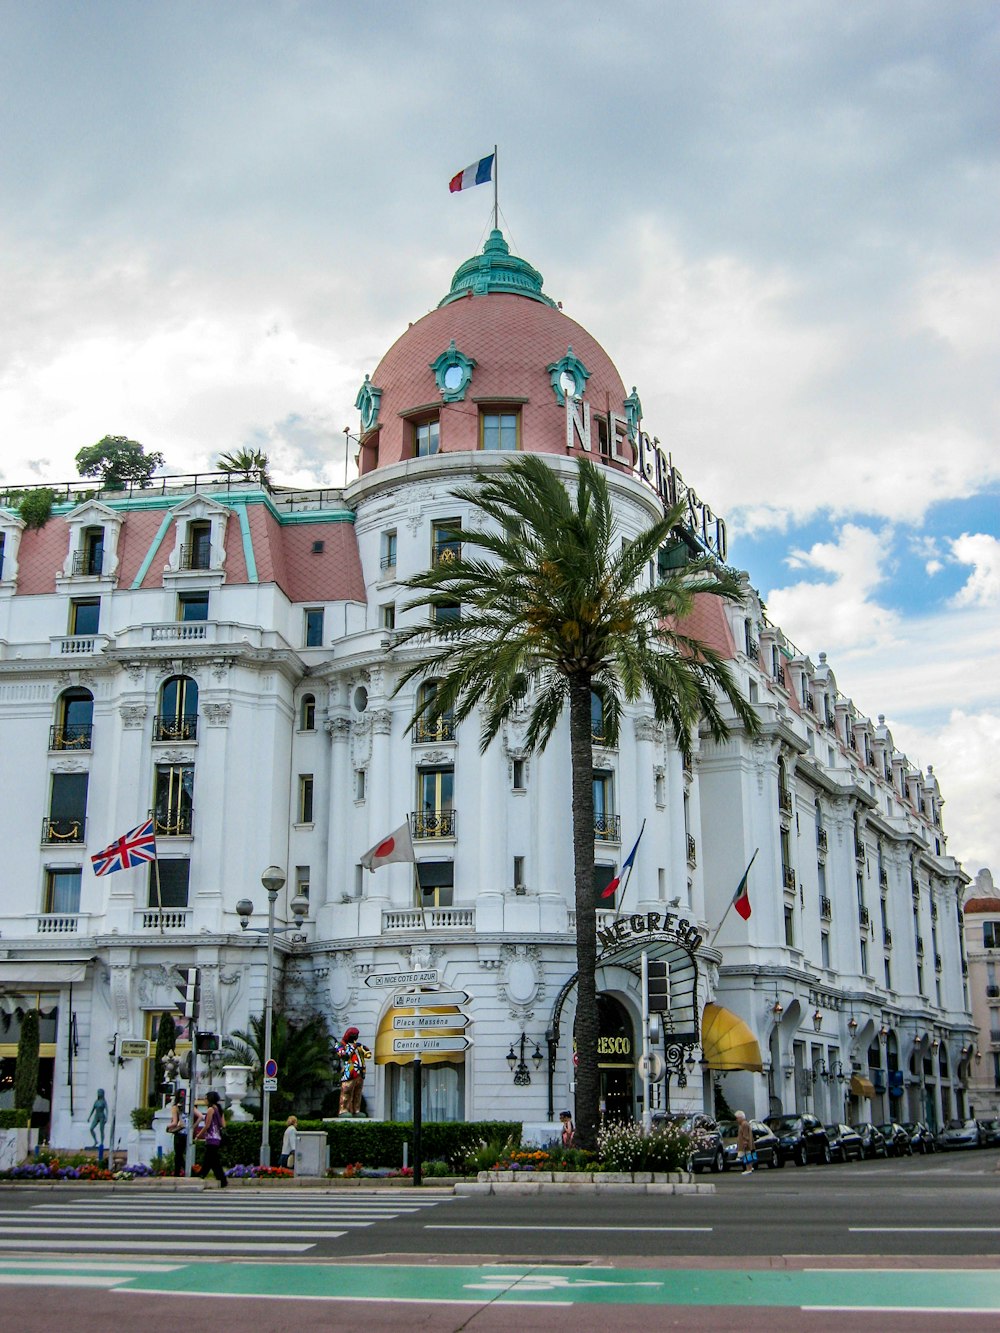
[2,2,998,872]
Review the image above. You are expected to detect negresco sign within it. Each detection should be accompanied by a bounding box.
[597,910,704,956]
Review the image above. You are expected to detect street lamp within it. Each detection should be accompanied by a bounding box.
[236,867,308,1166]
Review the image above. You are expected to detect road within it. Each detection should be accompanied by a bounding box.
[0,1150,997,1329]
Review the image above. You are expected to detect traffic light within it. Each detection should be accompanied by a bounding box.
[178,1051,193,1080]
[195,1032,220,1054]
[647,960,669,1013]
[174,966,200,1021]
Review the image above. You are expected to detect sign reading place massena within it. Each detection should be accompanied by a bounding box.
[564,394,728,563]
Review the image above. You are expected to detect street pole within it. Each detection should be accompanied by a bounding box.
[412,1055,423,1188]
[260,884,278,1167]
[641,951,652,1134]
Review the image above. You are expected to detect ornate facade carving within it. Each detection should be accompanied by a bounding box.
[371,708,392,735]
[119,702,148,729]
[325,716,352,742]
[204,701,232,727]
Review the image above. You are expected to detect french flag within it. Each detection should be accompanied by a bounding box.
[601,827,644,899]
[449,153,495,193]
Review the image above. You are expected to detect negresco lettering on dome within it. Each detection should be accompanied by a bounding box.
[565,394,728,562]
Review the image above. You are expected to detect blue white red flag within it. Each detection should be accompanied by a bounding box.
[601,826,645,900]
[91,818,157,876]
[449,153,494,193]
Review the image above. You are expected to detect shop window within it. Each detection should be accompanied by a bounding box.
[480,410,519,451]
[142,1011,192,1107]
[43,869,81,915]
[298,774,314,824]
[149,859,190,908]
[155,675,198,741]
[70,598,100,636]
[388,1059,464,1122]
[414,418,440,458]
[300,694,316,731]
[154,764,194,836]
[178,590,209,622]
[417,859,454,907]
[304,608,324,647]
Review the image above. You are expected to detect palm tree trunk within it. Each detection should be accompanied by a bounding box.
[568,674,600,1151]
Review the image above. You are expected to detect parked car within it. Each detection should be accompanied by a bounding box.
[851,1122,888,1159]
[878,1121,914,1157]
[718,1118,782,1170]
[938,1118,982,1150]
[901,1121,937,1154]
[825,1122,863,1162]
[978,1119,1000,1147]
[765,1113,832,1166]
[654,1112,725,1173]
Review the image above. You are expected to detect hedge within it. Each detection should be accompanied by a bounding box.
[216,1119,522,1170]
[0,1109,30,1130]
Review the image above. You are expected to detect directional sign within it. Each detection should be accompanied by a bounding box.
[264,1058,278,1079]
[364,969,439,989]
[119,1039,150,1059]
[392,1036,471,1054]
[391,988,470,1009]
[392,1013,470,1030]
[263,1076,278,1093]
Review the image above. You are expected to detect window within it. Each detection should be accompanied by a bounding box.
[300,694,316,731]
[985,923,1000,949]
[380,603,396,630]
[884,956,892,990]
[70,598,100,636]
[149,859,190,909]
[76,526,104,576]
[417,860,454,907]
[0,533,4,580]
[415,680,454,742]
[295,865,310,902]
[513,855,525,890]
[431,518,461,566]
[155,676,198,741]
[304,608,324,647]
[590,690,607,743]
[480,410,518,451]
[381,529,397,572]
[183,521,212,570]
[593,863,617,906]
[52,688,94,750]
[154,764,194,835]
[178,590,209,622]
[593,771,617,841]
[415,766,454,837]
[655,771,665,805]
[414,419,440,458]
[821,931,831,968]
[860,937,869,974]
[45,773,88,843]
[298,774,314,824]
[44,869,81,915]
[355,769,366,801]
[512,758,526,791]
[784,905,794,947]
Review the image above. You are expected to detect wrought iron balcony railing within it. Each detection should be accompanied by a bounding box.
[594,813,621,843]
[782,864,796,891]
[817,828,828,852]
[179,542,212,571]
[879,868,888,889]
[883,928,893,948]
[153,714,199,742]
[413,716,455,743]
[49,723,93,750]
[154,810,193,836]
[746,637,760,660]
[71,549,104,576]
[411,809,457,839]
[379,552,396,572]
[41,817,85,844]
[916,935,925,956]
[778,788,792,814]
[820,895,833,921]
[686,834,697,867]
[934,953,943,973]
[858,905,871,929]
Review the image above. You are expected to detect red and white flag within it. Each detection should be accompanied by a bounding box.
[731,850,758,921]
[360,821,415,872]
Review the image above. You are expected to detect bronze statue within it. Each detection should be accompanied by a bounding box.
[88,1088,108,1147]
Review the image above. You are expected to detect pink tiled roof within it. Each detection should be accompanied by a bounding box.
[12,518,69,595]
[276,522,365,602]
[963,898,1000,915]
[680,594,738,659]
[117,509,172,588]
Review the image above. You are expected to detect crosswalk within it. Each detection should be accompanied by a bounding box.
[0,1189,452,1258]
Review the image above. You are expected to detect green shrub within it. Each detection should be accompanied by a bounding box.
[18,488,57,530]
[129,1106,156,1131]
[597,1120,695,1173]
[14,1010,39,1111]
[215,1119,522,1171]
[0,1109,30,1129]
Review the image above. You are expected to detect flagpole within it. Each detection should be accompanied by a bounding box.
[150,818,164,935]
[707,848,758,950]
[613,818,646,924]
[493,143,498,230]
[409,814,428,931]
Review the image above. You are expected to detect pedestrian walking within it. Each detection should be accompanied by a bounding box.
[735,1109,756,1174]
[199,1089,227,1188]
[166,1090,189,1176]
[280,1115,298,1171]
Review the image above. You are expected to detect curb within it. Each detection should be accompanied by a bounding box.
[455,1180,715,1195]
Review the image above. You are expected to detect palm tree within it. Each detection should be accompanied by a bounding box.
[221,1011,333,1117]
[216,447,270,485]
[392,454,759,1150]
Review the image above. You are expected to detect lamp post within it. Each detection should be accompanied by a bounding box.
[237,867,308,1167]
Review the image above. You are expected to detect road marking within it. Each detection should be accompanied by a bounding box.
[0,1238,321,1252]
[425,1224,712,1232]
[851,1227,1000,1233]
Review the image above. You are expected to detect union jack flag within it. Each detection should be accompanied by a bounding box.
[90,818,157,876]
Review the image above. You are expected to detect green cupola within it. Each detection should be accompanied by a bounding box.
[438,229,557,308]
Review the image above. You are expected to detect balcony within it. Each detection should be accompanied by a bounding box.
[50,634,111,657]
[782,865,796,891]
[820,896,832,921]
[41,817,85,845]
[803,690,815,712]
[817,828,828,853]
[134,909,191,931]
[382,908,474,931]
[379,553,396,574]
[34,913,83,934]
[686,834,697,868]
[49,723,93,751]
[883,928,893,949]
[71,550,104,576]
[179,543,212,571]
[746,637,760,660]
[153,714,199,742]
[858,905,871,929]
[772,664,785,685]
[594,813,621,843]
[432,539,461,567]
[411,809,457,839]
[413,717,455,743]
[778,788,793,815]
[154,810,193,837]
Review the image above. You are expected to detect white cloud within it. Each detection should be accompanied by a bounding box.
[950,532,1000,607]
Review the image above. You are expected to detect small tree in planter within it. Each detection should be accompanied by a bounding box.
[129,1106,156,1131]
[153,1015,177,1104]
[14,1009,39,1116]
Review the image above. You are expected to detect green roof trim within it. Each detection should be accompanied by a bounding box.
[131,510,175,590]
[53,492,355,525]
[230,501,258,583]
[438,229,557,308]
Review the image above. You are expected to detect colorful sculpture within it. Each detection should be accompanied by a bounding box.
[336,1026,372,1116]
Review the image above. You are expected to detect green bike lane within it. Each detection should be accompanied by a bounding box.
[3,1259,999,1314]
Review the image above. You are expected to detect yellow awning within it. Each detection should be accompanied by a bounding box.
[701,1002,763,1072]
[374,1005,465,1066]
[850,1074,876,1098]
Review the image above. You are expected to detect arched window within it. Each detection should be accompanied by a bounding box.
[51,688,94,750]
[414,680,454,742]
[155,676,199,741]
[300,694,316,731]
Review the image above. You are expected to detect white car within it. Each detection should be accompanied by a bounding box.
[937,1118,981,1150]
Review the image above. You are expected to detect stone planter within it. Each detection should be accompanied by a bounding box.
[0,1127,38,1170]
[222,1065,253,1122]
[126,1129,158,1166]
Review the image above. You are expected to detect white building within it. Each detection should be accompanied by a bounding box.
[0,230,974,1147]
[961,869,1000,1119]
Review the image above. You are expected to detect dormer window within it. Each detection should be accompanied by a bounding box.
[74,526,105,576]
[163,496,229,580]
[182,521,212,571]
[59,499,121,586]
[415,418,440,458]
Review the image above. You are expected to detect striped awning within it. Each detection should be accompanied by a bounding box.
[850,1074,876,1098]
[701,1002,763,1072]
[374,1005,465,1066]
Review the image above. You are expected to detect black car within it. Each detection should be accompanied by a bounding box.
[654,1113,725,1174]
[825,1122,863,1162]
[765,1113,832,1166]
[979,1119,1000,1147]
[852,1121,888,1158]
[879,1121,914,1157]
[901,1121,936,1154]
[718,1118,783,1170]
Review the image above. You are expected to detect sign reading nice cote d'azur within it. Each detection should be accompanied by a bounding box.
[564,394,727,563]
